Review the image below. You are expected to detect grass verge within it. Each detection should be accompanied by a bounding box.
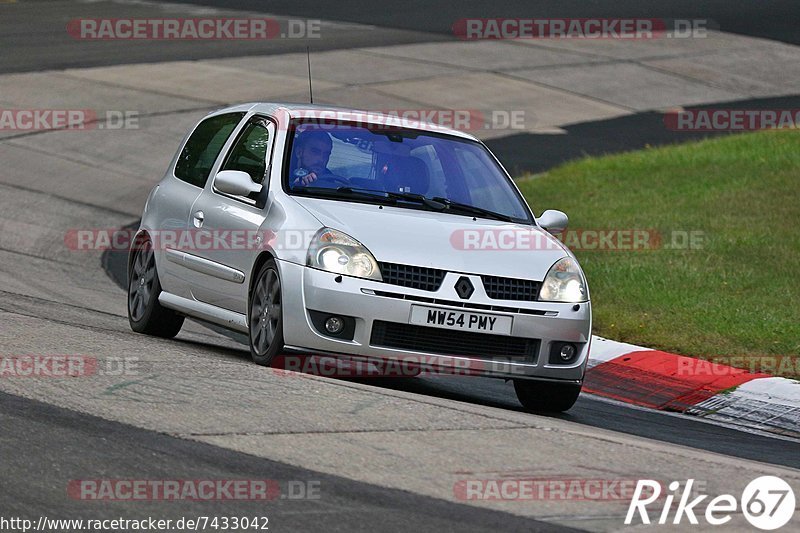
[517,129,800,377]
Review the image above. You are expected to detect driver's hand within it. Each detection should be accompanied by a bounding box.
[292,171,318,187]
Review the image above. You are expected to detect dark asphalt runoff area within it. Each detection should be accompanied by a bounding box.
[0,0,447,74]
[4,0,800,74]
[184,0,800,46]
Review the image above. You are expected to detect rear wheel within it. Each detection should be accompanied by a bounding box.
[128,239,184,338]
[513,379,581,413]
[249,259,284,366]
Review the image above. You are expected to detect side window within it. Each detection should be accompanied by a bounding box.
[174,112,245,187]
[220,119,274,183]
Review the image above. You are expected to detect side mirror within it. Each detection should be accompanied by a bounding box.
[538,209,568,234]
[214,170,262,196]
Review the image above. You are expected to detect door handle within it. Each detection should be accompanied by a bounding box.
[192,210,204,228]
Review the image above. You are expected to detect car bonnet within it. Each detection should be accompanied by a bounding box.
[290,196,570,281]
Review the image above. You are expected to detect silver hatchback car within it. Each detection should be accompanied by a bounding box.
[128,103,591,412]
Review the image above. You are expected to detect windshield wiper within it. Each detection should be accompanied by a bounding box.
[430,197,519,223]
[292,186,397,205]
[337,188,446,210]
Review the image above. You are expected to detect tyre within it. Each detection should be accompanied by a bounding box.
[513,379,582,413]
[128,238,184,338]
[249,259,285,366]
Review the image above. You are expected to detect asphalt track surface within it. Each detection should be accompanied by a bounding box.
[5,1,800,174]
[93,240,800,471]
[0,391,575,532]
[2,1,800,531]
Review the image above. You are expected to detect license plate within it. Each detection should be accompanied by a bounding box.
[409,305,512,334]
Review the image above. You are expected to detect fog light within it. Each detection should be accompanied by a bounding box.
[559,344,577,361]
[324,316,345,334]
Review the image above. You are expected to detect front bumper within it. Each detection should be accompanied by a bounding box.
[278,259,592,381]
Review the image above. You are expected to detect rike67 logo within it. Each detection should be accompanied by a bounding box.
[626,477,795,530]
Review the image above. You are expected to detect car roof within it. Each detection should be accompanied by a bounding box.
[208,102,479,141]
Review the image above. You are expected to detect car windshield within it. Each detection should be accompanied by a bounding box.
[284,119,533,223]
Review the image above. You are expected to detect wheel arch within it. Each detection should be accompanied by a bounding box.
[127,229,152,281]
[248,250,278,300]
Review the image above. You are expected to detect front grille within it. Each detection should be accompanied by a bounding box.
[379,262,446,292]
[370,289,551,316]
[481,275,541,301]
[370,320,539,361]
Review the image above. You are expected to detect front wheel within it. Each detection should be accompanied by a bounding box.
[513,379,581,413]
[249,259,285,366]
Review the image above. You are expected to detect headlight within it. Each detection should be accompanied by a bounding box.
[538,257,588,302]
[307,228,382,281]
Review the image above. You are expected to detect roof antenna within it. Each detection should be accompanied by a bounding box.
[306,46,314,104]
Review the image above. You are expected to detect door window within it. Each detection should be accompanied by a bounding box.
[220,118,274,184]
[174,112,245,187]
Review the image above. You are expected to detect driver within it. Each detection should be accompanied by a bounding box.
[290,130,334,187]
